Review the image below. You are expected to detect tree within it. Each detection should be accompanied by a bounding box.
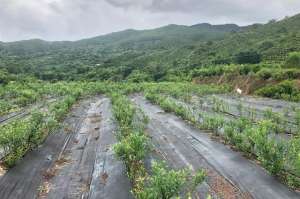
[0,69,10,84]
[127,70,152,83]
[284,52,300,69]
[235,51,261,64]
[259,41,274,51]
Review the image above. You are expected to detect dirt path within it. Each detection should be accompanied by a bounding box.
[0,97,92,199]
[131,95,300,199]
[43,97,132,199]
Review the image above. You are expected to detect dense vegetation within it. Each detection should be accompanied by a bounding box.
[0,14,300,84]
[0,23,240,82]
[0,14,299,103]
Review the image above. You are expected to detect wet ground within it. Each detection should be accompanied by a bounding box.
[0,97,132,199]
[43,97,132,199]
[0,94,299,199]
[131,95,300,199]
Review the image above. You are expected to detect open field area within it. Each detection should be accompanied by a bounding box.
[0,82,299,199]
[1,3,300,198]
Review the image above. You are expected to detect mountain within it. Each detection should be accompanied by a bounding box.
[0,23,241,80]
[187,14,300,66]
[0,13,299,82]
[0,23,241,54]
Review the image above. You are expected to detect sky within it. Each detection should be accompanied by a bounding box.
[0,0,300,42]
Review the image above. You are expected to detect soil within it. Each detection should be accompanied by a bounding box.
[193,74,280,95]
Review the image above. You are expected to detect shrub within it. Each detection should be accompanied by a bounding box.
[50,96,76,121]
[284,52,300,69]
[114,133,149,183]
[136,161,206,199]
[251,121,285,175]
[256,68,274,80]
[238,64,261,75]
[272,69,300,80]
[224,117,253,152]
[255,80,300,101]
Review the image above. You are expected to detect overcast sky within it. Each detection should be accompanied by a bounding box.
[0,0,300,42]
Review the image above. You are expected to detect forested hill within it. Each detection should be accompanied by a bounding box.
[0,23,241,55]
[0,13,300,82]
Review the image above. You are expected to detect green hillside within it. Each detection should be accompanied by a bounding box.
[0,14,300,82]
[188,14,300,67]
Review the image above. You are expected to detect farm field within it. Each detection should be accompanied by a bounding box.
[0,81,299,199]
[1,2,300,199]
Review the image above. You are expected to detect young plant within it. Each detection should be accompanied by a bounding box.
[136,161,206,199]
[263,108,286,134]
[114,132,149,183]
[200,114,225,136]
[211,97,228,113]
[252,121,285,175]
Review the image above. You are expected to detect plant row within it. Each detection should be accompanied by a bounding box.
[110,92,206,199]
[0,93,81,168]
[164,90,300,135]
[208,96,300,135]
[144,82,230,103]
[144,92,300,189]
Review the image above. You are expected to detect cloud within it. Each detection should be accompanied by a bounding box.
[105,0,300,19]
[0,0,299,41]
